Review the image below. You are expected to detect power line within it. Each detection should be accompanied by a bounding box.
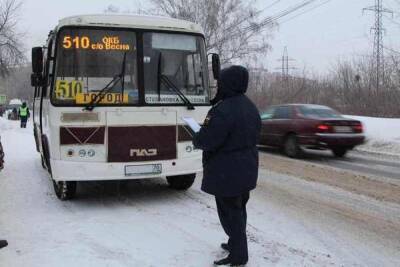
[279,0,334,25]
[239,0,321,35]
[260,0,282,12]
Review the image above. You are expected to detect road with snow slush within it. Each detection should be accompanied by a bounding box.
[1,119,400,267]
[259,146,400,180]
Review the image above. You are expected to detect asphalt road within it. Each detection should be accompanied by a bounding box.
[258,146,400,180]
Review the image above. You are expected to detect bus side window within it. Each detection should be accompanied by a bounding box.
[44,37,55,98]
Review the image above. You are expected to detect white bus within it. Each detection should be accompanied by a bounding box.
[31,15,220,200]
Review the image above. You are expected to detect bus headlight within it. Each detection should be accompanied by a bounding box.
[186,145,193,153]
[79,149,86,157]
[88,149,95,157]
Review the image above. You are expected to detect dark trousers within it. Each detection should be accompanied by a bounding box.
[20,116,27,128]
[215,192,250,263]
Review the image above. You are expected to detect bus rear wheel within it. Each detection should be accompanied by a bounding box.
[166,174,195,190]
[53,180,77,200]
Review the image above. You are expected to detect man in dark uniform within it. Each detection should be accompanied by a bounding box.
[193,65,261,266]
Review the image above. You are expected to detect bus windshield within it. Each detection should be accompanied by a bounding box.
[52,28,210,106]
[143,33,209,105]
[53,28,138,105]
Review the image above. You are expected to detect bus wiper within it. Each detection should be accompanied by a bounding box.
[84,53,127,111]
[156,52,194,110]
[161,75,195,110]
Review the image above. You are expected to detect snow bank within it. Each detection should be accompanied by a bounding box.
[346,115,400,156]
[0,117,13,132]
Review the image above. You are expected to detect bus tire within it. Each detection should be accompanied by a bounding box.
[40,155,46,169]
[166,174,195,190]
[53,180,77,200]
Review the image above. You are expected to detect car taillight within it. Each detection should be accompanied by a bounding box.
[353,123,363,133]
[317,124,331,133]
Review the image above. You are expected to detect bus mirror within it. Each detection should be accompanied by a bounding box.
[32,47,43,74]
[211,54,221,80]
[31,73,43,87]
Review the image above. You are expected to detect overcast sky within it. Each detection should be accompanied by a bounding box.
[18,0,400,75]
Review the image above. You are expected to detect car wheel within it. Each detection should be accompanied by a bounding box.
[332,148,347,157]
[53,180,77,200]
[284,134,302,158]
[166,174,196,190]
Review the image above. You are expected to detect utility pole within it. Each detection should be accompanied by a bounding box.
[276,46,296,81]
[363,0,392,92]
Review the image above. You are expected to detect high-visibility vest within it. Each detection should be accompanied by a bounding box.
[19,106,28,117]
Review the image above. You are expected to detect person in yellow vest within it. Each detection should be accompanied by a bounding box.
[18,102,30,128]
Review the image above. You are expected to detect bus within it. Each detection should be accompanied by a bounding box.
[31,15,220,200]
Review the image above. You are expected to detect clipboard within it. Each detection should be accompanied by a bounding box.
[181,116,201,133]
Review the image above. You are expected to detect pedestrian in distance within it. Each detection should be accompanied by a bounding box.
[0,139,6,250]
[193,65,261,266]
[18,102,30,128]
[0,135,4,170]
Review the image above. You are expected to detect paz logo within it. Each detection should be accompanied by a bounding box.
[130,149,158,157]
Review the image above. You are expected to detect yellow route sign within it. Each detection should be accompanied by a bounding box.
[55,80,84,100]
[75,93,129,104]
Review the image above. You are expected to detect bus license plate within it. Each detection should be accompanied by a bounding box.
[125,164,162,176]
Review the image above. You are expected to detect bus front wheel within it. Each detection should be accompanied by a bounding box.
[53,180,77,200]
[166,174,195,190]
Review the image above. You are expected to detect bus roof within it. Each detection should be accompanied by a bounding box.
[57,14,204,35]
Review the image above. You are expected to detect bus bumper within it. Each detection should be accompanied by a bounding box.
[50,157,203,182]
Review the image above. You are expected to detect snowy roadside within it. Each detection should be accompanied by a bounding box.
[0,119,339,267]
[345,115,400,157]
[1,117,400,266]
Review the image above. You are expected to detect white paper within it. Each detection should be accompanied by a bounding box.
[181,116,201,133]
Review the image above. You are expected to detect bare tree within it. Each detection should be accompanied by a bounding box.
[248,54,400,117]
[0,0,25,77]
[104,4,120,14]
[150,0,275,64]
[106,0,275,64]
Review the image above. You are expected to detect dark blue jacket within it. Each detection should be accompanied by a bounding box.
[193,66,261,197]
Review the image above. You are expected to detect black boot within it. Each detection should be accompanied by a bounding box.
[221,243,230,251]
[214,256,246,266]
[0,240,8,249]
[214,257,231,266]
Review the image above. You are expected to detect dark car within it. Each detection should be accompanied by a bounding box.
[260,104,365,158]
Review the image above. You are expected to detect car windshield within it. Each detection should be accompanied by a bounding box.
[260,107,275,120]
[143,32,210,105]
[299,106,343,118]
[53,28,138,105]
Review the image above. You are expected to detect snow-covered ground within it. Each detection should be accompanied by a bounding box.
[346,115,400,156]
[1,118,399,267]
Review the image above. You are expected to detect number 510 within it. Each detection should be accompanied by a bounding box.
[63,36,90,49]
[55,80,83,99]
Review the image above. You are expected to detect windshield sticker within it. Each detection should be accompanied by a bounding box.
[55,80,83,100]
[62,36,132,51]
[145,94,207,104]
[75,93,129,104]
